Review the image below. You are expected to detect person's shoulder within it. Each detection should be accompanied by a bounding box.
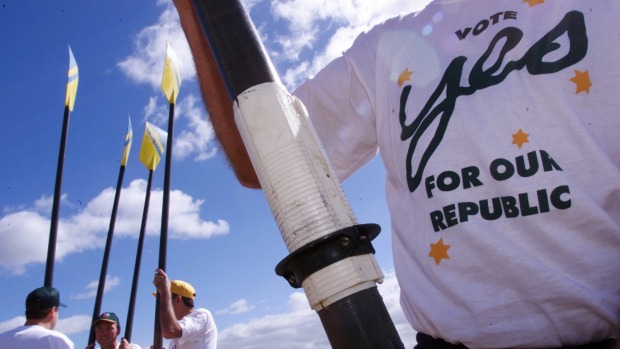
[348,9,421,50]
[194,308,214,317]
[191,308,216,324]
[50,328,72,338]
[50,329,74,346]
[40,328,74,347]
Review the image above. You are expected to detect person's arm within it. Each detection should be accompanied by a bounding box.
[172,0,260,188]
[153,269,183,339]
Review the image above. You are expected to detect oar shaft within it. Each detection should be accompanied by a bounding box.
[87,165,126,346]
[153,103,175,349]
[44,106,71,287]
[125,170,154,342]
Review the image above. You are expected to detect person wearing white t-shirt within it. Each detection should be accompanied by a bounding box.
[0,286,74,349]
[170,0,619,347]
[153,270,218,349]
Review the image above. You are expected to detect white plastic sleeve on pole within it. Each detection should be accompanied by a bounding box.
[303,254,384,311]
[233,82,356,251]
[233,82,383,307]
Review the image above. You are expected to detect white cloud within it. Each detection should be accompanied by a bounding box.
[0,316,25,333]
[72,275,122,300]
[0,179,229,274]
[218,304,328,349]
[270,0,433,89]
[56,315,92,335]
[173,94,218,162]
[34,194,61,214]
[117,2,193,90]
[216,299,255,315]
[143,96,168,126]
[91,179,230,240]
[217,270,417,348]
[0,210,66,274]
[287,291,310,311]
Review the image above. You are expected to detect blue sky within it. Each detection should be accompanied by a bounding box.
[0,0,430,347]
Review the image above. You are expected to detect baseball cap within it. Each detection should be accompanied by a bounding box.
[153,280,196,299]
[93,312,120,326]
[26,287,67,312]
[171,280,196,299]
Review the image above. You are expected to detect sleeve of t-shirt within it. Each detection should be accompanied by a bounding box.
[176,310,212,345]
[293,35,379,183]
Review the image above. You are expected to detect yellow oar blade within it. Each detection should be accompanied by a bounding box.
[139,122,168,171]
[120,116,133,167]
[161,42,182,104]
[65,46,79,111]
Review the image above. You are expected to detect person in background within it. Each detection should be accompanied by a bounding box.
[0,286,75,348]
[170,0,620,347]
[85,312,141,349]
[152,269,217,349]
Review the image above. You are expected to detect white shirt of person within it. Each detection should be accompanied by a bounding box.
[93,341,141,349]
[167,308,217,349]
[294,0,620,346]
[0,325,75,349]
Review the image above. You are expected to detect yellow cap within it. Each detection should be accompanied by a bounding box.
[153,279,196,299]
[170,280,196,299]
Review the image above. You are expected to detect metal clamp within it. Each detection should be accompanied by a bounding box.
[275,223,381,288]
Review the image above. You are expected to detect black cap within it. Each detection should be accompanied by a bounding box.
[26,287,67,312]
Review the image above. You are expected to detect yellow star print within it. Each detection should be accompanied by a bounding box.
[570,70,592,94]
[523,0,544,7]
[512,129,529,149]
[429,238,450,265]
[398,68,413,87]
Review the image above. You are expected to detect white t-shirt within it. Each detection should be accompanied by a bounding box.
[294,0,620,347]
[93,341,141,349]
[168,309,217,349]
[0,325,74,349]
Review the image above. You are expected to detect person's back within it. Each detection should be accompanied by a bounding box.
[0,325,74,349]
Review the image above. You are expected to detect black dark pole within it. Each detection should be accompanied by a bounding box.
[44,106,71,287]
[87,164,126,346]
[153,296,163,349]
[191,0,277,99]
[160,103,174,282]
[153,103,175,349]
[190,1,403,347]
[124,169,154,342]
